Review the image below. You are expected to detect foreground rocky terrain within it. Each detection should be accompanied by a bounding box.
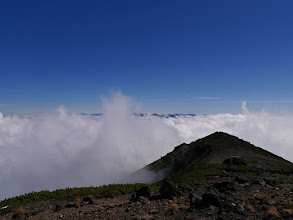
[1,167,293,220]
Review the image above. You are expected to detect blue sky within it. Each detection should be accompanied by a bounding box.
[0,0,293,114]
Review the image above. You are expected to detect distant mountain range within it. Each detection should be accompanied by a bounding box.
[81,113,198,118]
[1,113,198,119]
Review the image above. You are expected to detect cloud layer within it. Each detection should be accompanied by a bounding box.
[0,93,293,200]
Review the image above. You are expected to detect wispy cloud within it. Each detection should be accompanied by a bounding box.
[244,100,293,104]
[197,99,293,105]
[186,97,223,101]
[197,97,223,100]
[241,101,248,114]
[146,99,170,102]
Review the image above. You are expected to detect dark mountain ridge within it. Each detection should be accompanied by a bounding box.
[145,132,292,180]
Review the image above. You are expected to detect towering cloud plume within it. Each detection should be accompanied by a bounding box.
[0,93,293,200]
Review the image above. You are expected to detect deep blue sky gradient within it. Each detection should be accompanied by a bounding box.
[1,1,293,114]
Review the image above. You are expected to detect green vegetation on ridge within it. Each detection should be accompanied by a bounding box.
[0,184,147,211]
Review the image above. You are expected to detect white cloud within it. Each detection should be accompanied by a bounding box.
[241,101,248,114]
[0,93,179,200]
[197,97,223,100]
[0,93,293,200]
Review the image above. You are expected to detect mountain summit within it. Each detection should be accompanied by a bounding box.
[144,132,292,182]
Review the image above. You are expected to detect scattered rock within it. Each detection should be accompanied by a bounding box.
[178,184,193,193]
[54,204,63,212]
[189,192,202,207]
[82,195,97,205]
[249,167,265,173]
[137,196,149,203]
[223,156,247,166]
[132,214,154,220]
[159,178,179,199]
[201,189,221,207]
[135,186,151,198]
[225,166,239,172]
[264,178,277,186]
[236,203,245,214]
[252,179,265,186]
[234,176,249,184]
[65,203,79,208]
[213,181,236,193]
[132,186,152,202]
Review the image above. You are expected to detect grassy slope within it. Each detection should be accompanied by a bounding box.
[0,184,147,211]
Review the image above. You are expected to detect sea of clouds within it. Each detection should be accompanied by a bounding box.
[0,93,293,200]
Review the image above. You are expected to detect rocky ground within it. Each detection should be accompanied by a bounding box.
[1,168,293,220]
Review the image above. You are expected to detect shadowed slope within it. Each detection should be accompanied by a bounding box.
[145,132,292,181]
